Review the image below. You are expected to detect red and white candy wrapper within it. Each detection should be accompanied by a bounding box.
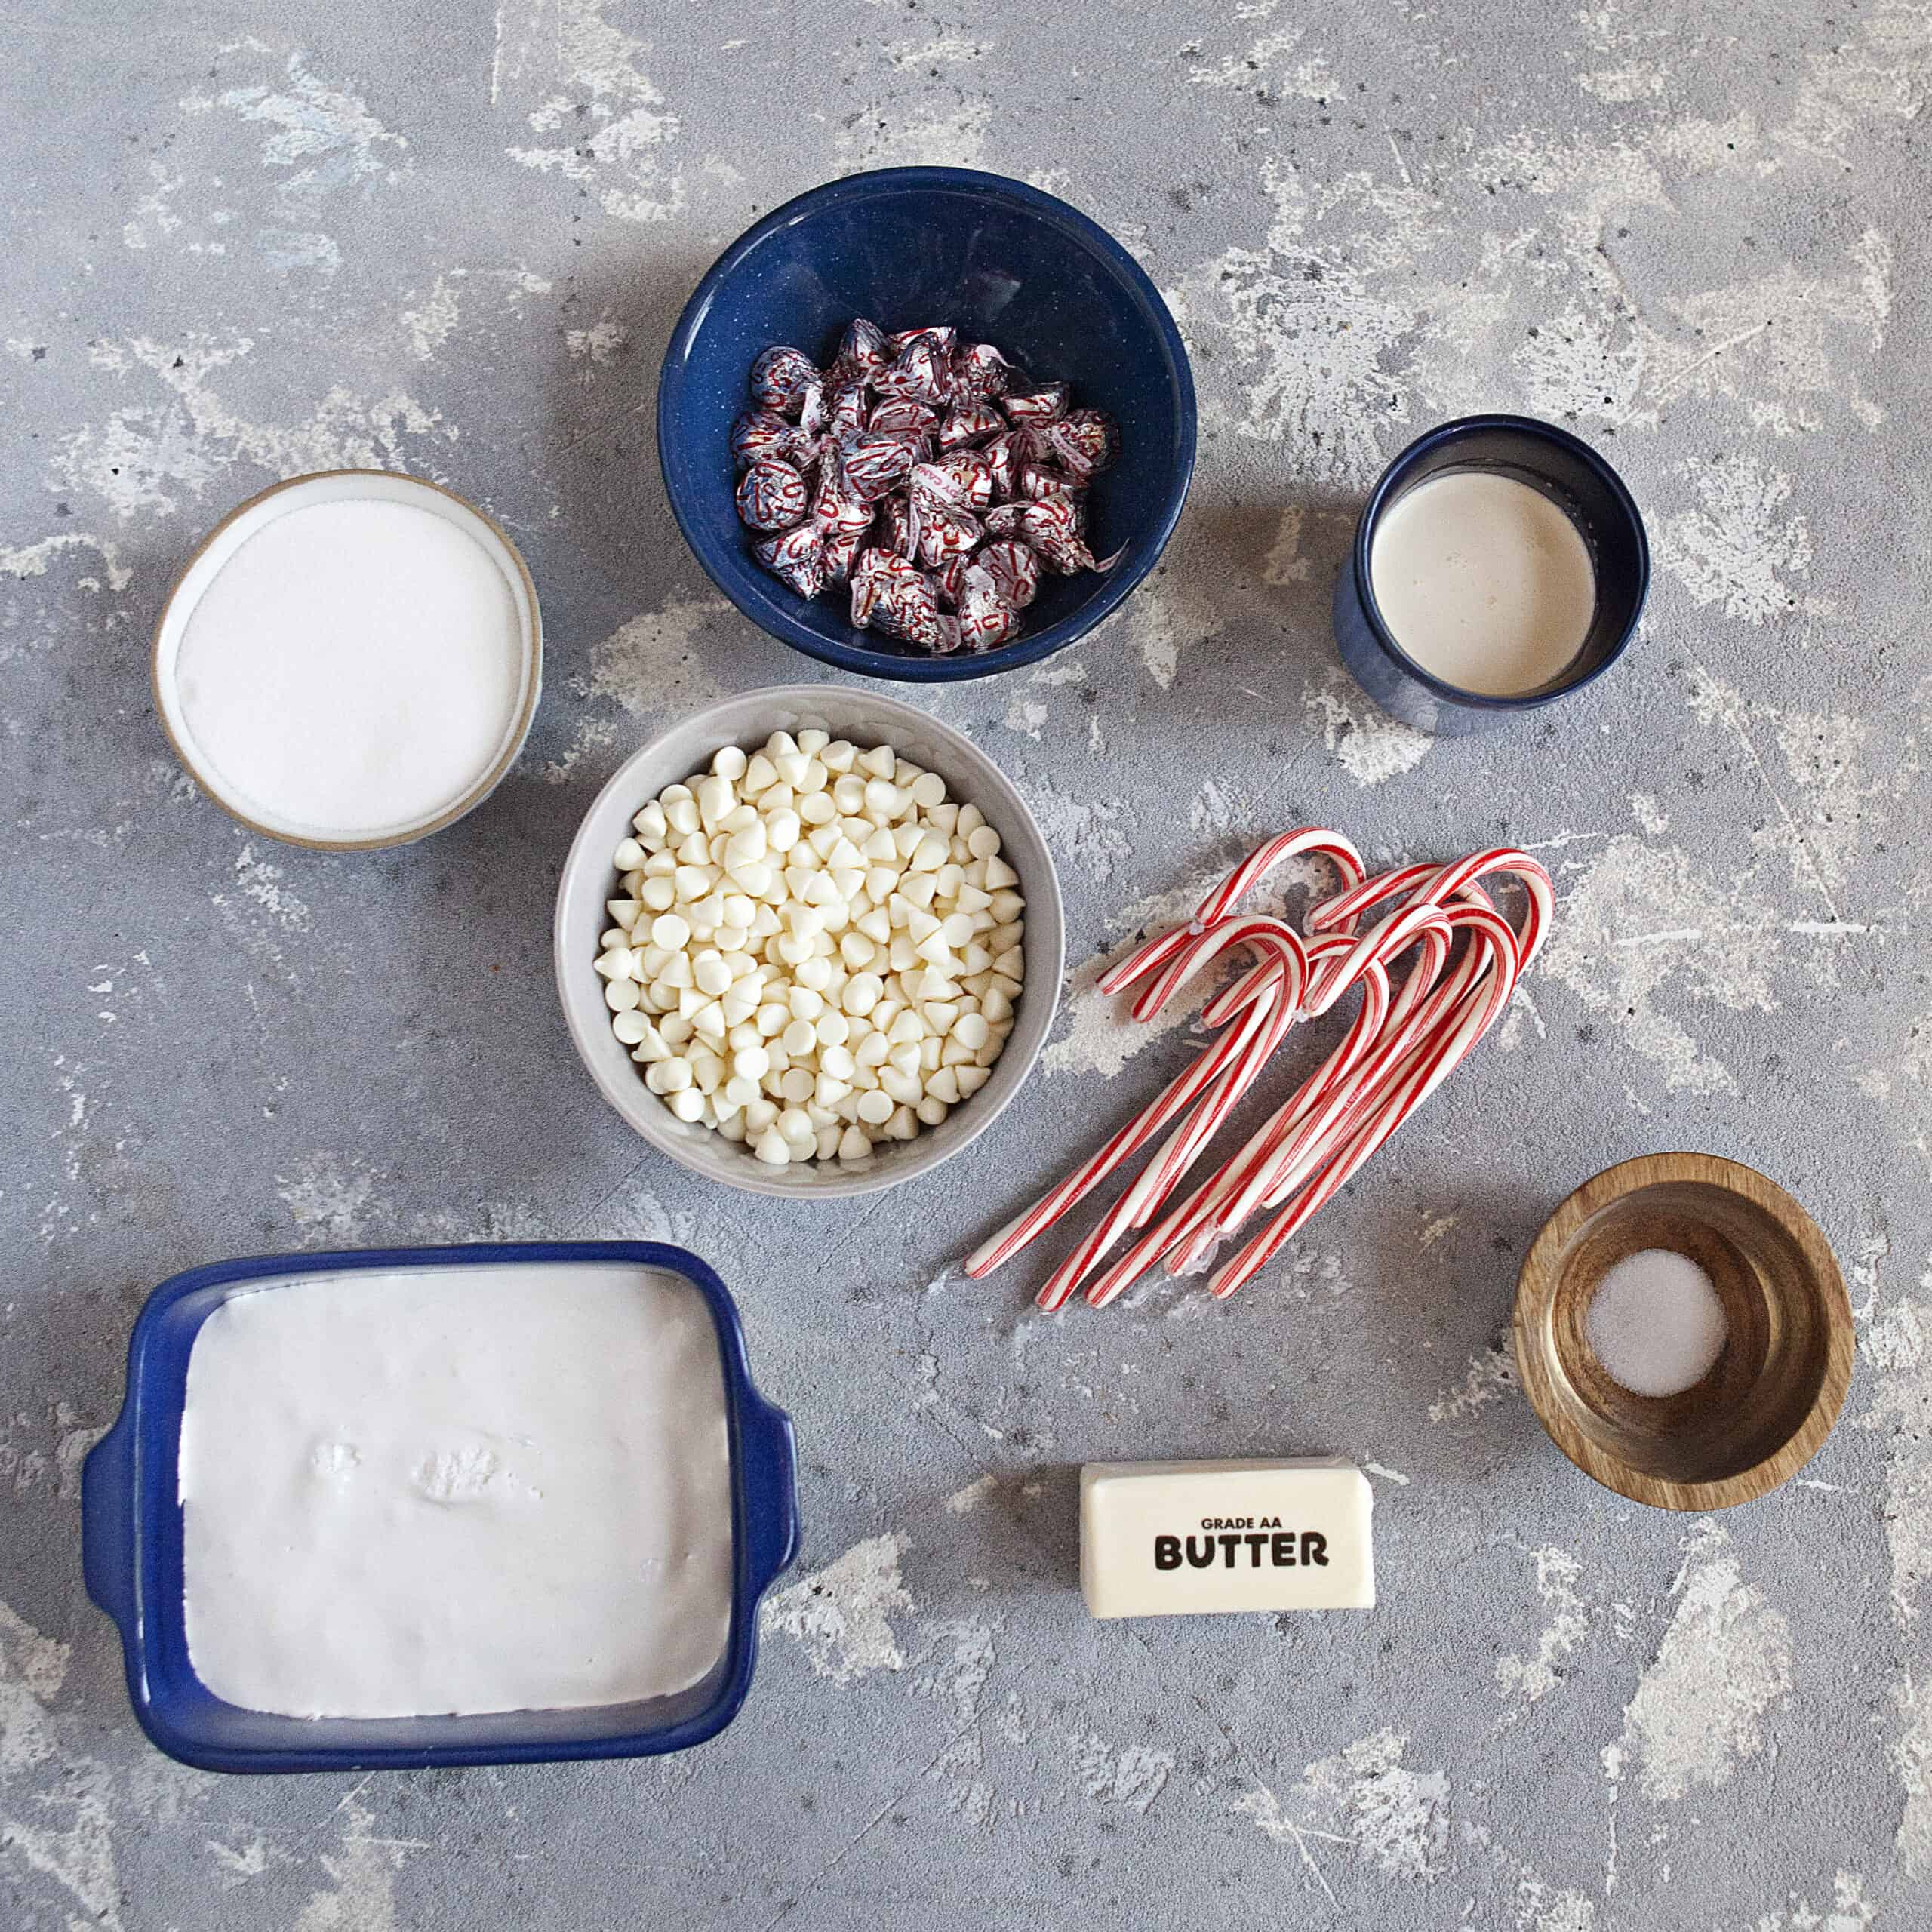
[1018,461,1081,503]
[731,319,1121,654]
[978,430,1024,500]
[961,835,1554,1309]
[888,324,958,358]
[868,398,940,445]
[872,569,945,647]
[874,338,949,404]
[849,547,919,629]
[977,539,1041,608]
[1046,408,1121,478]
[956,565,1020,648]
[929,448,996,509]
[809,457,869,533]
[731,409,795,469]
[823,528,866,584]
[838,430,921,502]
[749,346,820,417]
[940,401,1004,450]
[877,492,915,558]
[832,317,888,385]
[829,380,870,439]
[915,501,982,568]
[736,456,808,531]
[753,523,826,598]
[951,340,1012,401]
[1002,381,1069,424]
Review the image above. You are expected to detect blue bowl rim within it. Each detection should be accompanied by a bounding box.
[657,165,1198,684]
[1350,412,1651,713]
[81,1240,798,1774]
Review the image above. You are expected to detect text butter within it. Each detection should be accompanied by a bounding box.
[1079,1459,1374,1619]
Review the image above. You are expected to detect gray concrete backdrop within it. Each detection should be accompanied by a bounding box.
[5,2,1930,1926]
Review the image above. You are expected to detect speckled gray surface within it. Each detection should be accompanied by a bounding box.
[5,2,1931,1926]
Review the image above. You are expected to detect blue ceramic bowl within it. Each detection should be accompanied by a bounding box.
[82,1241,798,1774]
[1333,414,1648,734]
[659,167,1196,682]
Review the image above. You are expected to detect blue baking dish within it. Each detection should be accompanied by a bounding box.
[82,1241,798,1774]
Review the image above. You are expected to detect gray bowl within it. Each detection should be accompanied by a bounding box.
[554,685,1064,1198]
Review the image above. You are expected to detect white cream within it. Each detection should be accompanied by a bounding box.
[1369,469,1596,697]
[173,497,523,839]
[178,1263,733,1720]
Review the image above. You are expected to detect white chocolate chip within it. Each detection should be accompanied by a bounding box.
[610,735,1023,1161]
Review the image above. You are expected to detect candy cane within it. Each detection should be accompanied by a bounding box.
[965,833,1552,1309]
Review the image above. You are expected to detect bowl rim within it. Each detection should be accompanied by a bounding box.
[150,469,544,851]
[553,682,1065,1197]
[656,165,1197,684]
[1512,1151,1853,1511]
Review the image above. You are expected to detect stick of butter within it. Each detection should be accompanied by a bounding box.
[1080,1458,1374,1619]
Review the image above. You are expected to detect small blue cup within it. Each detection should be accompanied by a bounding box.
[658,166,1196,683]
[82,1241,798,1774]
[1332,414,1648,734]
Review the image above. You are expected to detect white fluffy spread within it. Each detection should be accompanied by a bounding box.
[178,1263,733,1719]
[173,497,522,838]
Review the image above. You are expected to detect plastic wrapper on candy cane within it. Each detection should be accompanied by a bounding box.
[964,830,1554,1309]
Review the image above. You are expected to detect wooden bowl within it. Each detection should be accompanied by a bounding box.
[1513,1153,1852,1510]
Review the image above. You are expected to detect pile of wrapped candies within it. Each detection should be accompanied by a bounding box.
[730,320,1122,654]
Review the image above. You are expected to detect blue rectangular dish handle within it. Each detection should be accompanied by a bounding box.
[82,1414,137,1635]
[739,1392,799,1598]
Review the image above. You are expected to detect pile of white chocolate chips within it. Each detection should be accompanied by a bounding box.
[597,728,1025,1165]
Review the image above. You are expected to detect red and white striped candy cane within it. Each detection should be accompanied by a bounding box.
[964,833,1553,1310]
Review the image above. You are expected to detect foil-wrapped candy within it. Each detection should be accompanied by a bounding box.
[888,324,958,358]
[732,319,1121,655]
[877,492,915,558]
[749,346,820,417]
[811,463,875,540]
[1001,381,1070,424]
[868,398,940,445]
[731,409,798,469]
[754,523,826,598]
[939,401,1004,450]
[823,528,867,585]
[1047,407,1121,478]
[977,540,1041,610]
[957,563,1020,649]
[873,337,949,405]
[915,501,982,570]
[737,456,808,531]
[928,448,997,509]
[832,317,888,386]
[838,429,921,503]
[950,340,1012,401]
[1017,461,1081,503]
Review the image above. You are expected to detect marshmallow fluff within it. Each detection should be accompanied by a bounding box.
[178,1263,733,1720]
[1369,469,1596,697]
[600,729,1025,1165]
[1586,1248,1730,1398]
[173,497,524,839]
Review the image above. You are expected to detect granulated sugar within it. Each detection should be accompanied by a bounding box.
[1585,1248,1729,1398]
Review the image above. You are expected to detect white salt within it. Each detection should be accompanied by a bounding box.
[1584,1247,1728,1398]
[174,497,523,840]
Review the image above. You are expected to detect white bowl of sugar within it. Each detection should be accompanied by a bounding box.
[153,471,542,850]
